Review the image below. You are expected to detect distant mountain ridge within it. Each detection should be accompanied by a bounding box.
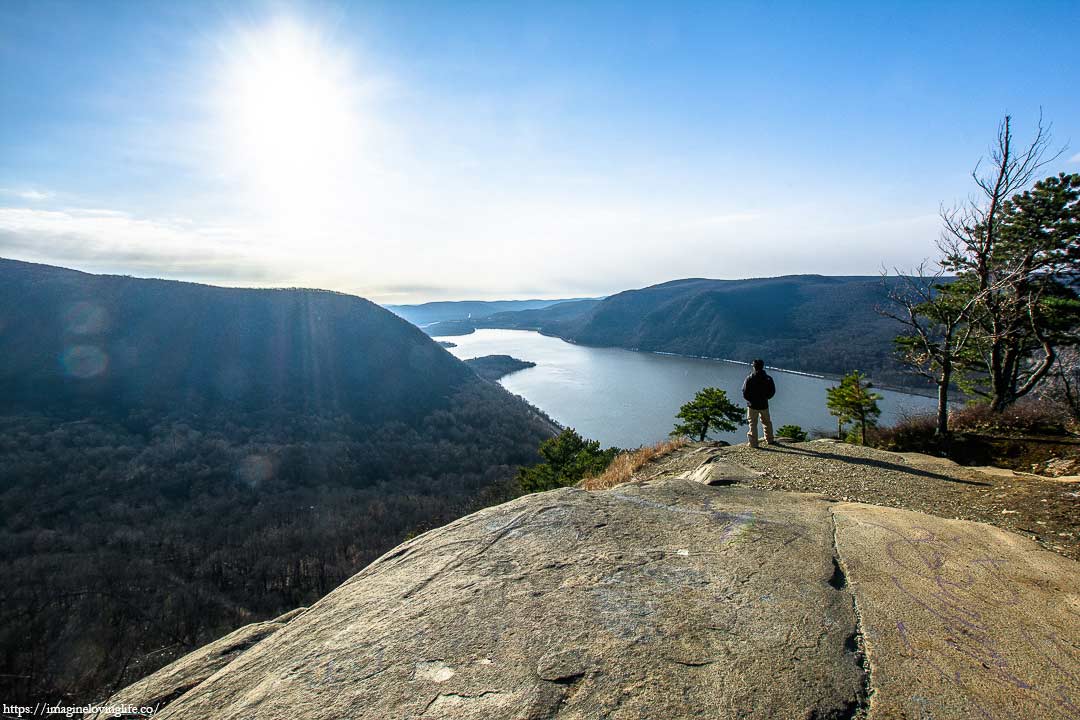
[442,275,924,387]
[386,297,597,327]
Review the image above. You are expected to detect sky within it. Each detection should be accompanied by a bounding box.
[1,1,1078,304]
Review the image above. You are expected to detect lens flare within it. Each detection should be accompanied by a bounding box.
[238,454,275,488]
[62,345,109,378]
[64,301,108,335]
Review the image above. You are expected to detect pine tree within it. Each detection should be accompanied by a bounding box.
[826,371,882,444]
[954,172,1080,410]
[517,428,620,494]
[670,387,744,441]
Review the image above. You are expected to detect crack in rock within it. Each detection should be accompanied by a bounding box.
[830,508,873,720]
[421,690,507,716]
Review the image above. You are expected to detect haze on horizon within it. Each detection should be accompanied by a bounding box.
[1,0,1078,304]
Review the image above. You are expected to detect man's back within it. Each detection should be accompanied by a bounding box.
[742,370,775,410]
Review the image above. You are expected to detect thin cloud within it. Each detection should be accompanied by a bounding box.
[0,188,52,201]
[1070,151,1080,164]
[0,207,284,285]
[677,211,763,231]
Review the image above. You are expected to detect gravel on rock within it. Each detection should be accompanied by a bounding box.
[645,440,1079,561]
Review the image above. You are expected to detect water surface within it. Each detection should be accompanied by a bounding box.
[438,329,937,448]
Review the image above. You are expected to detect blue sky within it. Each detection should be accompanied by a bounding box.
[2,1,1078,302]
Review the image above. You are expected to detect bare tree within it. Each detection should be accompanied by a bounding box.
[937,113,1069,410]
[881,265,980,436]
[1041,346,1080,422]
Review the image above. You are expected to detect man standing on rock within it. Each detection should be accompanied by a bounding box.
[742,359,776,448]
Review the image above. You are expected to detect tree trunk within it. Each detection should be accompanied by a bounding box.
[988,326,1007,411]
[936,360,952,436]
[990,344,1018,411]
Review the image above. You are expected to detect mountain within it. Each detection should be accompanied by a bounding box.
[424,297,604,336]
[474,276,922,386]
[0,260,475,420]
[385,297,596,327]
[483,297,604,330]
[0,258,556,705]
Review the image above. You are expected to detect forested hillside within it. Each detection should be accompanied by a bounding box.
[474,276,922,386]
[386,297,593,327]
[0,259,555,705]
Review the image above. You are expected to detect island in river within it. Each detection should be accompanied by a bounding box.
[464,354,537,381]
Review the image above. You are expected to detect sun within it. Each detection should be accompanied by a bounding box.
[218,19,360,215]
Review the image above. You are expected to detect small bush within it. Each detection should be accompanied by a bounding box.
[871,399,1074,454]
[870,412,937,451]
[950,399,1071,435]
[518,428,620,494]
[579,437,689,491]
[776,424,807,442]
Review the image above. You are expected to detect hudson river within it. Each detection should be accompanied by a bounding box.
[437,328,938,448]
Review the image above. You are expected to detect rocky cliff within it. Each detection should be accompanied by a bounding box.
[98,448,1080,719]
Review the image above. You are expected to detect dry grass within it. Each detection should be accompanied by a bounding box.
[578,437,690,491]
[950,398,1072,435]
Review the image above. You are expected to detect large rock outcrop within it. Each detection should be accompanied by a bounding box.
[99,472,1080,719]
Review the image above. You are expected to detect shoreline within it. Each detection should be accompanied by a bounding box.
[435,326,942,402]
[637,348,939,400]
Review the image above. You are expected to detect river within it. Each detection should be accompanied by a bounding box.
[437,328,937,448]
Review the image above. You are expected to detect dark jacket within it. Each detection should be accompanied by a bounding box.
[742,370,776,410]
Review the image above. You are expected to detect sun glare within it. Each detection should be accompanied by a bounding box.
[219,20,361,221]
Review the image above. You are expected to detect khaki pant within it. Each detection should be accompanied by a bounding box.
[747,407,774,447]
